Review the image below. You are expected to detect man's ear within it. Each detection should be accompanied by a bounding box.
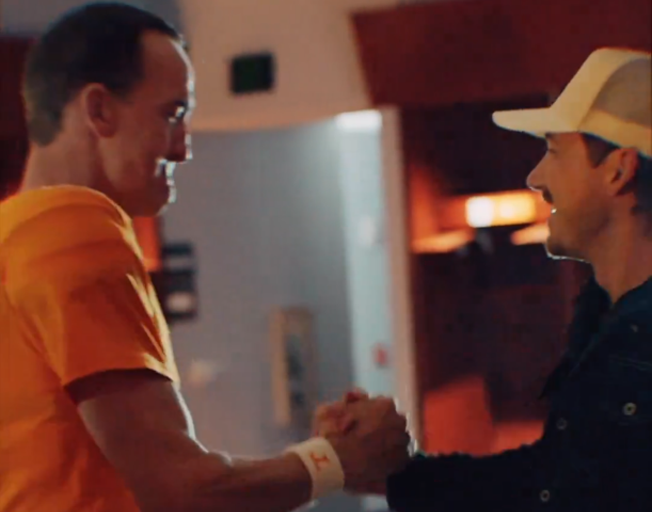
[605,147,640,196]
[79,84,119,138]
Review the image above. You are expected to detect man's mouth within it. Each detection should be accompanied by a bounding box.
[157,160,176,180]
[541,191,555,215]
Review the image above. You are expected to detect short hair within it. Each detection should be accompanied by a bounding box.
[582,133,652,226]
[22,2,182,146]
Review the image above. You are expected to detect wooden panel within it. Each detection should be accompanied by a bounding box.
[0,37,31,200]
[353,0,651,106]
[412,233,575,428]
[402,98,549,245]
[0,37,31,137]
[0,137,28,199]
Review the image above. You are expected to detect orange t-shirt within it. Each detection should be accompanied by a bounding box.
[0,186,179,512]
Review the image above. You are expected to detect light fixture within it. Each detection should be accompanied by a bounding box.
[465,191,539,228]
[335,110,382,133]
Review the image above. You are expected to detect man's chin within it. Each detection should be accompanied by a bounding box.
[152,182,176,215]
[167,182,177,205]
[139,192,175,217]
[544,235,566,258]
[545,245,569,260]
[544,237,585,263]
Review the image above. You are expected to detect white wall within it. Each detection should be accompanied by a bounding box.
[337,114,394,397]
[336,109,417,427]
[1,0,401,131]
[336,109,416,512]
[179,0,399,132]
[164,122,360,512]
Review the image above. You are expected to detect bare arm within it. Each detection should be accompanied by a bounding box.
[67,369,312,512]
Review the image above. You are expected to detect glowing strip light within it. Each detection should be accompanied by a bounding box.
[413,229,475,253]
[335,110,382,133]
[465,191,539,228]
[510,222,550,246]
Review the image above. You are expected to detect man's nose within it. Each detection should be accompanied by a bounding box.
[526,160,545,192]
[168,130,192,164]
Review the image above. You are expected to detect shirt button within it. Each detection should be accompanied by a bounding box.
[623,403,637,416]
[556,418,568,431]
[540,489,551,503]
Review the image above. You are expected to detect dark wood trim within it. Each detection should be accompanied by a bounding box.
[353,0,651,107]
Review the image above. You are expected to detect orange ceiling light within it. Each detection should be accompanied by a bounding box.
[465,191,539,228]
[436,190,550,231]
[411,190,552,254]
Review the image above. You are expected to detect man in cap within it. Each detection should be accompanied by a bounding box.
[0,3,410,512]
[321,47,652,511]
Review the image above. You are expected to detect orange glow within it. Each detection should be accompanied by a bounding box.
[435,190,551,231]
[411,190,552,253]
[422,376,494,456]
[413,229,475,254]
[422,377,544,456]
[510,222,550,246]
[465,191,538,228]
[410,163,443,240]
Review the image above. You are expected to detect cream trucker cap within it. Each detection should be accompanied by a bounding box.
[493,48,652,158]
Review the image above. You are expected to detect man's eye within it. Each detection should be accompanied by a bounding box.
[168,107,186,123]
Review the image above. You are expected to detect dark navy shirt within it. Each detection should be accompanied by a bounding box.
[387,277,652,511]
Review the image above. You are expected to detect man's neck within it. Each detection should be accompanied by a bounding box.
[21,141,100,192]
[589,222,652,304]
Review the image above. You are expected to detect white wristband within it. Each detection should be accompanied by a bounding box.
[285,437,345,500]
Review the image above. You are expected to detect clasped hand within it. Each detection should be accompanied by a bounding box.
[311,390,413,495]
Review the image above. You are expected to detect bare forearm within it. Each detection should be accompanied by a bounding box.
[181,452,313,512]
[72,372,317,512]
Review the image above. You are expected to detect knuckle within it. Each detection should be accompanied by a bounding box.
[314,406,329,419]
[379,397,396,412]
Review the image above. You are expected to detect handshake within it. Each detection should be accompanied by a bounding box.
[309,389,414,495]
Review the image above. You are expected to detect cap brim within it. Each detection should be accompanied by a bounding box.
[492,107,573,138]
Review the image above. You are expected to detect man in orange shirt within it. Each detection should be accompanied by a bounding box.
[0,3,411,511]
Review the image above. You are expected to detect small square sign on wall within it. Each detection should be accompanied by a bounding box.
[230,52,276,95]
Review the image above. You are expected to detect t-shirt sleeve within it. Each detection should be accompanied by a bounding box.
[5,198,179,386]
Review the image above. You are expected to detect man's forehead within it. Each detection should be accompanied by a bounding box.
[544,133,581,144]
[141,32,192,76]
[139,31,194,98]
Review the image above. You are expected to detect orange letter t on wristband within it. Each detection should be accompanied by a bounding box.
[285,438,345,500]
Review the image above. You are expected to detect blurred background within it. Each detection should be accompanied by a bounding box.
[1,0,650,510]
